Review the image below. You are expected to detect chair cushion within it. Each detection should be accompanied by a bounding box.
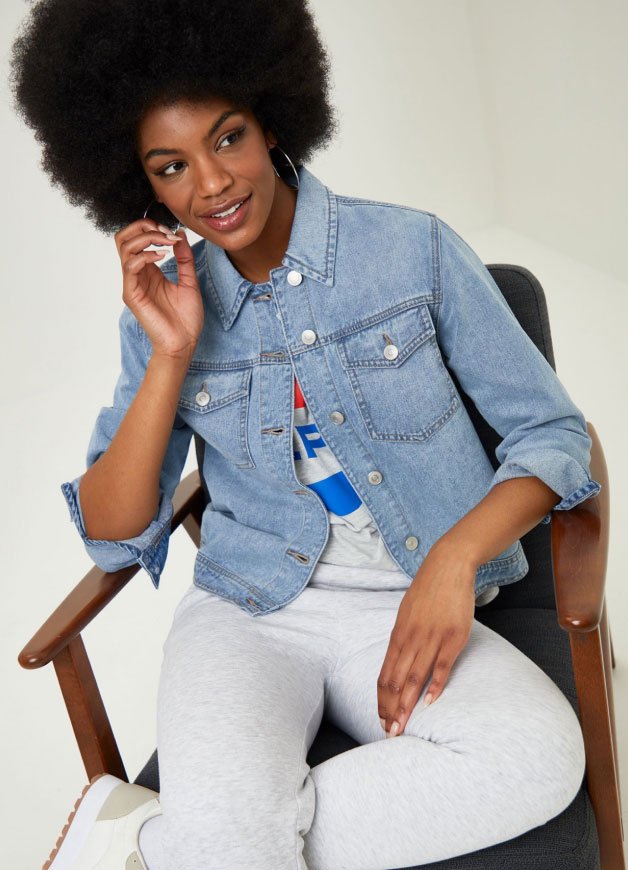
[134,608,599,868]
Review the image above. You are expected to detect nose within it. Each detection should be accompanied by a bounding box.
[193,155,233,200]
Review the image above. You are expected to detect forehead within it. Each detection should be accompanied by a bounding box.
[137,97,253,148]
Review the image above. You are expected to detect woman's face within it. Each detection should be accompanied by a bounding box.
[137,97,289,261]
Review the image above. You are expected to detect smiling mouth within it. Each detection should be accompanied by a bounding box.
[210,199,246,218]
[201,194,251,219]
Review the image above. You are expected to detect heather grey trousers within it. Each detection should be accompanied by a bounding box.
[141,561,586,870]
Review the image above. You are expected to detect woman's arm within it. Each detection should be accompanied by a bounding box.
[78,350,194,541]
[431,475,561,569]
[61,224,203,587]
[378,477,559,737]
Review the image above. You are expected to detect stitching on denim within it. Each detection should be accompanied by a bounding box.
[186,357,260,371]
[335,195,436,220]
[196,552,276,603]
[432,215,443,336]
[337,308,434,368]
[295,297,438,354]
[178,369,251,411]
[336,327,459,442]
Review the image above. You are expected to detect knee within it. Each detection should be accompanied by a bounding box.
[501,696,587,824]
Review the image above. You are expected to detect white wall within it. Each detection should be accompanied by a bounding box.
[312,0,499,228]
[2,1,626,866]
[469,0,628,283]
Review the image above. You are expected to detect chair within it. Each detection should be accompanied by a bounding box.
[19,265,623,869]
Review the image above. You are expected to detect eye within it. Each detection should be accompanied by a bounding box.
[155,161,186,178]
[217,125,246,151]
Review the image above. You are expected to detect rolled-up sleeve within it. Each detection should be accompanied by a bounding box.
[60,305,193,588]
[435,217,601,524]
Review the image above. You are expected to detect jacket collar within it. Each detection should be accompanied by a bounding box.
[201,165,338,331]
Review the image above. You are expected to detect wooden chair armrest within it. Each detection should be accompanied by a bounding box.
[18,470,204,670]
[552,422,609,633]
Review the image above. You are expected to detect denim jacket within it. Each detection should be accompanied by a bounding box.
[61,166,601,616]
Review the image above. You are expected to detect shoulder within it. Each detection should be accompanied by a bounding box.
[335,190,436,222]
[333,189,445,247]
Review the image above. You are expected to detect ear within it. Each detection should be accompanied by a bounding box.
[265,129,278,150]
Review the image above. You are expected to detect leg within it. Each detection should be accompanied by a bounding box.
[302,588,586,870]
[152,582,336,869]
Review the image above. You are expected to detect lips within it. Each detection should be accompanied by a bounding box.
[200,194,250,218]
[198,193,252,232]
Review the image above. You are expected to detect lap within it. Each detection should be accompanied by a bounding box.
[324,589,584,761]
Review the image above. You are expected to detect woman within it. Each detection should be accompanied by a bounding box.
[10,1,600,868]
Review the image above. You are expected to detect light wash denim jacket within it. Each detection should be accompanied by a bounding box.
[61,166,601,616]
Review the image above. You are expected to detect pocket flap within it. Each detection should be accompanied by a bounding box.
[338,305,435,368]
[178,368,251,413]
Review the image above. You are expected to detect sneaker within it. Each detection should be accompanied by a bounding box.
[44,773,161,869]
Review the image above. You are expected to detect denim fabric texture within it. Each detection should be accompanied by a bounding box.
[61,166,601,615]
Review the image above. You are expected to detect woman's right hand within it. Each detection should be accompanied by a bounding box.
[115,219,205,360]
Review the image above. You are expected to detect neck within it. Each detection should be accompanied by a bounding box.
[227,179,297,284]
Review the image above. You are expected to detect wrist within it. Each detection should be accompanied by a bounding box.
[150,346,196,368]
[429,532,482,573]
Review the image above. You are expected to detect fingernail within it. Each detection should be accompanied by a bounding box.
[158,224,171,234]
[379,717,386,731]
[390,721,399,737]
[424,693,433,706]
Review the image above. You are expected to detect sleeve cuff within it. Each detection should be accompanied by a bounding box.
[60,476,173,589]
[488,454,602,526]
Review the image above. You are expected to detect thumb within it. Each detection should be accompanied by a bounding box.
[171,228,199,288]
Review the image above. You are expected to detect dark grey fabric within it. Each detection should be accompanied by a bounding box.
[134,266,599,867]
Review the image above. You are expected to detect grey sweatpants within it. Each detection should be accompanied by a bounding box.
[141,561,586,869]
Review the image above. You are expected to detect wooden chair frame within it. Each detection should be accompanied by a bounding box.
[19,422,624,868]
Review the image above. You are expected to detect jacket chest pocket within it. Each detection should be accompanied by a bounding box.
[177,368,255,468]
[336,305,459,442]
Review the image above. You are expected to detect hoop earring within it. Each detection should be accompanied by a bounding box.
[143,200,182,233]
[269,146,300,191]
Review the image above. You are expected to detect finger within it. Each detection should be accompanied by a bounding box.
[120,229,183,258]
[115,219,181,254]
[422,650,458,707]
[390,650,438,736]
[122,249,167,278]
[377,634,403,730]
[385,642,437,736]
[115,219,162,254]
[171,229,199,289]
[394,646,459,736]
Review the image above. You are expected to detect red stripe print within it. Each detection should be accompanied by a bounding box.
[294,376,306,409]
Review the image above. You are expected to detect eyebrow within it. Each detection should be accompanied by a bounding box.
[143,109,241,161]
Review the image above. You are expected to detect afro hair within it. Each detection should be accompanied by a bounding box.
[9,0,338,233]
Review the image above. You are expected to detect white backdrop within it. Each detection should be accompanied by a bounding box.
[2,1,627,866]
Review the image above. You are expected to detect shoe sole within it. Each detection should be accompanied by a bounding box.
[43,773,121,870]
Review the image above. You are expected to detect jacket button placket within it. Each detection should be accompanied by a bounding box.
[252,283,295,481]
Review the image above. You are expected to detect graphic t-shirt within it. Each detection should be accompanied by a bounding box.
[291,374,500,605]
[292,375,400,571]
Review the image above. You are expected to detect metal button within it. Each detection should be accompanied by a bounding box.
[195,390,210,406]
[368,470,383,485]
[287,270,303,286]
[330,411,345,424]
[301,329,317,345]
[383,344,399,360]
[405,536,419,551]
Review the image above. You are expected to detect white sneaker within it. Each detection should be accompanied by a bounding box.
[44,773,161,869]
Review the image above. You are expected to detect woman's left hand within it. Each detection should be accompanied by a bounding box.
[378,542,478,736]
